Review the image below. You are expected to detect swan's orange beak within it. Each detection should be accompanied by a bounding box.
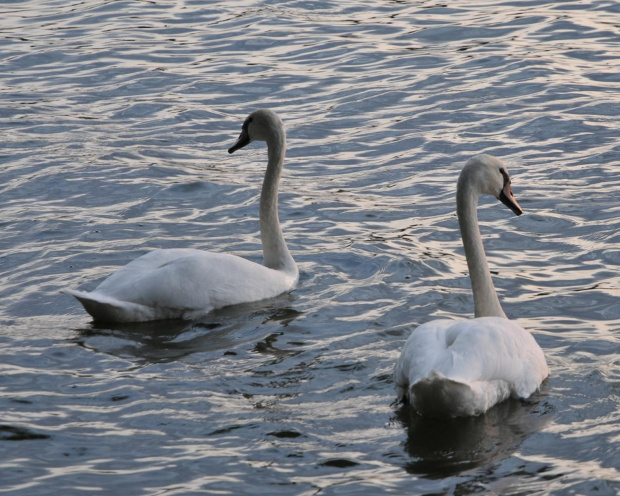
[499,182,522,216]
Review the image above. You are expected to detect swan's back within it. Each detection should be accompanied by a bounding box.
[394,317,548,417]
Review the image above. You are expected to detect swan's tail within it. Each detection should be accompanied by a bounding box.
[62,289,152,323]
[409,370,480,418]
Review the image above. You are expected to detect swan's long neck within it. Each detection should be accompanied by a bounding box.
[260,130,296,275]
[456,177,506,319]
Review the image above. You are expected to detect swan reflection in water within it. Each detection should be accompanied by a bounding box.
[73,297,302,363]
[396,390,552,478]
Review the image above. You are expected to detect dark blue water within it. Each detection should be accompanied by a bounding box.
[1,1,619,494]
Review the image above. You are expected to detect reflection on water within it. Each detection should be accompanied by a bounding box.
[75,299,302,362]
[397,393,552,479]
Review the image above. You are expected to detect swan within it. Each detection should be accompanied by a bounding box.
[64,109,299,323]
[394,154,548,417]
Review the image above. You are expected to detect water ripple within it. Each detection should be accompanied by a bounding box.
[1,0,619,495]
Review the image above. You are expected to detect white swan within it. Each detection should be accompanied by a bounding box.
[64,109,299,323]
[394,154,548,417]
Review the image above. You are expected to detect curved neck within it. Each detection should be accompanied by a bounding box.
[456,179,506,318]
[260,131,296,275]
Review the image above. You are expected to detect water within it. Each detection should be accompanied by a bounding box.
[1,0,619,494]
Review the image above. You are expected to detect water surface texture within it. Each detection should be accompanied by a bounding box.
[1,0,619,494]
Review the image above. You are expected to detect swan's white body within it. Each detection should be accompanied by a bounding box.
[394,317,548,417]
[65,109,298,323]
[394,154,548,417]
[65,248,298,322]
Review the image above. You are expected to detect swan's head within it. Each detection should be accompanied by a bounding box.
[460,154,522,216]
[228,109,283,154]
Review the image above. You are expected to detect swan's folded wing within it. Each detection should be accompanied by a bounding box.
[393,319,457,399]
[439,317,548,397]
[92,250,296,312]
